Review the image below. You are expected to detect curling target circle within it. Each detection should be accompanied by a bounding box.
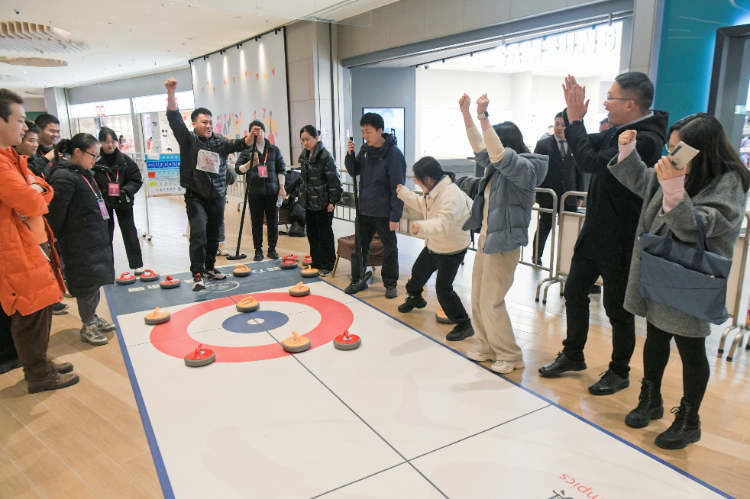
[149,292,354,362]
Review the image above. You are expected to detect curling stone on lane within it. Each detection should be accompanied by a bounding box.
[301,267,319,278]
[233,264,252,277]
[280,255,298,269]
[436,308,455,324]
[289,282,310,297]
[334,329,361,350]
[144,307,171,325]
[116,272,136,285]
[139,269,160,282]
[236,296,260,313]
[282,331,311,353]
[184,344,215,367]
[159,275,181,289]
[302,255,313,267]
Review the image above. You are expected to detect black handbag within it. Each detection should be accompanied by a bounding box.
[639,212,731,325]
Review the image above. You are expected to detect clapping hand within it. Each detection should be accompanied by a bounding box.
[562,75,589,121]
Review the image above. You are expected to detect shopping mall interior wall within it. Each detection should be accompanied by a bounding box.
[350,67,416,168]
[654,0,750,124]
[66,68,193,105]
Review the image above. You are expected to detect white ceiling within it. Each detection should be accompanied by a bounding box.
[0,0,397,97]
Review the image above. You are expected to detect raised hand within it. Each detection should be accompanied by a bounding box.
[562,74,588,122]
[459,94,471,113]
[619,130,637,145]
[476,94,489,115]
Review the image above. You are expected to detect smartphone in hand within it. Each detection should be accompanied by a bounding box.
[668,141,699,170]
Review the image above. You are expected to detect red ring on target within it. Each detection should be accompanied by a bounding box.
[149,292,354,362]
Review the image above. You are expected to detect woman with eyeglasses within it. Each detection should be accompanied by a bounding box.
[612,114,750,449]
[92,127,144,275]
[298,126,342,275]
[46,134,116,347]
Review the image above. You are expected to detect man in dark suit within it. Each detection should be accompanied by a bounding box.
[532,112,583,265]
[538,72,668,396]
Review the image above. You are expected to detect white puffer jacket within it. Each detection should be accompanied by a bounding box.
[398,176,472,254]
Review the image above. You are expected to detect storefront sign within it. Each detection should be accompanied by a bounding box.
[497,24,619,68]
[146,153,184,197]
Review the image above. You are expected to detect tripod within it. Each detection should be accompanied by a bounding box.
[227,140,258,261]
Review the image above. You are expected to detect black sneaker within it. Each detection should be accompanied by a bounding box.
[538,351,587,377]
[192,274,205,292]
[588,369,630,395]
[625,379,664,428]
[52,302,69,315]
[205,268,226,280]
[344,279,368,295]
[267,249,279,259]
[318,269,331,277]
[398,293,427,313]
[254,249,263,262]
[385,285,398,299]
[446,322,474,341]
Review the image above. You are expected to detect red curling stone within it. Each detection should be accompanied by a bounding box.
[333,330,361,350]
[184,344,215,367]
[116,272,136,285]
[160,275,181,289]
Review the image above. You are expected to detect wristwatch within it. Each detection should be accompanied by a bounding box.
[477,111,489,120]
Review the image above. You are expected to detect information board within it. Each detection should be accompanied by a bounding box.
[146,153,184,197]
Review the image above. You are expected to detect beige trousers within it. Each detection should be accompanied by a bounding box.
[471,244,523,362]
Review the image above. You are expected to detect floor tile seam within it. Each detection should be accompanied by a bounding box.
[0,423,50,498]
[117,451,164,499]
[308,461,410,498]
[404,404,553,463]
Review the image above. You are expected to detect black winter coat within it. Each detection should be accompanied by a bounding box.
[28,152,53,180]
[298,141,343,212]
[92,149,143,209]
[563,109,668,266]
[167,108,250,199]
[235,140,287,196]
[534,135,584,209]
[344,133,406,222]
[45,161,115,297]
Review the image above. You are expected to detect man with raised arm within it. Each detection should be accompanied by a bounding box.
[164,78,255,291]
[538,73,668,396]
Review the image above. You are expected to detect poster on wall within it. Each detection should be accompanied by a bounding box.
[145,154,185,197]
[189,29,290,164]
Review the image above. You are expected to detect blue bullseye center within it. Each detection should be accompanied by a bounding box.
[222,310,290,334]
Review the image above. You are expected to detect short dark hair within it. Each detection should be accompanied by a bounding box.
[300,125,318,138]
[98,127,118,143]
[24,120,40,136]
[360,112,384,131]
[493,121,529,154]
[249,120,265,132]
[54,133,99,161]
[554,112,564,120]
[0,88,23,123]
[615,72,654,113]
[191,107,212,122]
[34,113,59,130]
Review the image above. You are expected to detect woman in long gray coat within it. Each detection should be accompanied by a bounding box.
[610,113,750,450]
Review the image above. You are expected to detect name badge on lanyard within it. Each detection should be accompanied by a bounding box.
[80,174,110,220]
[256,149,269,178]
[107,171,120,196]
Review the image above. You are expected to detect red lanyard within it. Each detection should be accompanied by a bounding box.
[106,171,120,183]
[78,173,102,200]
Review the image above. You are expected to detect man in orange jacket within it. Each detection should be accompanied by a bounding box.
[0,89,79,393]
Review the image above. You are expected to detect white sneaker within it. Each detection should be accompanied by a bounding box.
[94,315,116,333]
[467,349,496,362]
[490,359,525,374]
[80,324,109,346]
[134,268,144,275]
[205,268,226,280]
[217,243,230,256]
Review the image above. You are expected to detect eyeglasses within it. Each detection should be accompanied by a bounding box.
[84,150,101,161]
[665,143,677,153]
[605,94,634,103]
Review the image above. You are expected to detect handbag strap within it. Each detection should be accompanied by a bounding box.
[662,211,709,270]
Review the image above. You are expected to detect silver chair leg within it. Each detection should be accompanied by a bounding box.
[727,328,747,362]
[718,325,739,355]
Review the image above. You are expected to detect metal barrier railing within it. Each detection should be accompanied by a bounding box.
[519,188,557,275]
[536,191,590,304]
[718,211,750,361]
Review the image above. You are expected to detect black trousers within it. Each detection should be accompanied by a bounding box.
[184,189,225,276]
[562,251,636,377]
[249,194,279,251]
[306,209,335,271]
[0,307,18,363]
[406,247,469,324]
[351,215,399,287]
[532,199,577,262]
[643,322,710,411]
[107,205,143,269]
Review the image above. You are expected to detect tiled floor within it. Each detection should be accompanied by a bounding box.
[1,190,748,498]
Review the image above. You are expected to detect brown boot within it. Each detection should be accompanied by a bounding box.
[27,371,80,394]
[24,361,73,380]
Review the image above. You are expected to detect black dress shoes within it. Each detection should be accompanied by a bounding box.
[588,369,630,395]
[538,352,587,377]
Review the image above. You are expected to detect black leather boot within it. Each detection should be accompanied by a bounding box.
[625,379,664,428]
[655,398,701,449]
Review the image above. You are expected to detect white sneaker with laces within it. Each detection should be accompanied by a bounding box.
[217,243,230,256]
[95,315,116,333]
[205,268,226,280]
[134,268,144,275]
[490,359,525,374]
[466,349,496,362]
[80,324,109,346]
